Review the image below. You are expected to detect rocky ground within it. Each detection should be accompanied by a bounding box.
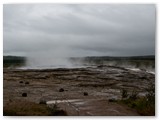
[3,65,155,116]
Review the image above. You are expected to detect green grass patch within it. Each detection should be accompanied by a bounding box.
[119,97,155,116]
[4,100,67,116]
[119,82,155,116]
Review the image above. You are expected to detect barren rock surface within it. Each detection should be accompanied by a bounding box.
[3,65,155,116]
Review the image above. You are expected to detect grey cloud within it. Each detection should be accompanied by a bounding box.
[4,4,155,57]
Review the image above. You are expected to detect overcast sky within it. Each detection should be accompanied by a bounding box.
[3,4,155,57]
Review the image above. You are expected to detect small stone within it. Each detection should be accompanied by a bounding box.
[19,81,23,83]
[83,92,88,96]
[59,88,64,92]
[22,93,27,97]
[25,82,29,84]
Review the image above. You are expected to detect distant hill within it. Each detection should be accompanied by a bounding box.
[70,55,155,61]
[70,55,155,69]
[3,56,26,68]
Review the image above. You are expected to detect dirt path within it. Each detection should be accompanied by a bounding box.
[49,99,139,116]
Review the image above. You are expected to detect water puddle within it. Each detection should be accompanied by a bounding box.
[126,68,155,74]
[47,99,82,104]
[126,68,141,72]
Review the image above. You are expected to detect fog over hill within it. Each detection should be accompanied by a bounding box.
[4,4,155,68]
[3,55,155,72]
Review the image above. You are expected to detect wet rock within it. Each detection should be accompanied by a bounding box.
[139,76,146,79]
[59,88,64,92]
[116,75,124,77]
[19,81,23,83]
[84,92,88,96]
[25,82,29,84]
[97,65,105,68]
[22,93,27,97]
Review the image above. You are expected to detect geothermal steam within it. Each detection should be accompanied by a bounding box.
[25,46,75,69]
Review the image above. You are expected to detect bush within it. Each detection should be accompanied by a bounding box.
[129,90,138,100]
[4,100,52,116]
[121,89,128,99]
[39,99,47,105]
[145,81,155,105]
[48,104,67,116]
[119,82,155,116]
